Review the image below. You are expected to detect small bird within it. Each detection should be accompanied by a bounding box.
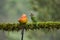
[30,13,37,22]
[18,13,28,24]
[18,13,28,40]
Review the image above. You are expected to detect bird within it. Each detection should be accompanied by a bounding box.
[18,13,28,24]
[18,13,28,40]
[30,13,37,22]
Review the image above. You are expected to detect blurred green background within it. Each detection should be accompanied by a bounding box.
[0,0,60,40]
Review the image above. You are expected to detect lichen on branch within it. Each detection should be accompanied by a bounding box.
[0,22,60,31]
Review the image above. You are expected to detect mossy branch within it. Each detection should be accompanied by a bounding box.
[0,22,60,31]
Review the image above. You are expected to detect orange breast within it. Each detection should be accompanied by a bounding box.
[19,17,27,23]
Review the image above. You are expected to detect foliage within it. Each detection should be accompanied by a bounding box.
[30,0,60,21]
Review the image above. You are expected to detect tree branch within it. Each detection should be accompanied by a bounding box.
[0,22,60,31]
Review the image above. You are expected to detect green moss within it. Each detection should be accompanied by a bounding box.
[0,22,60,31]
